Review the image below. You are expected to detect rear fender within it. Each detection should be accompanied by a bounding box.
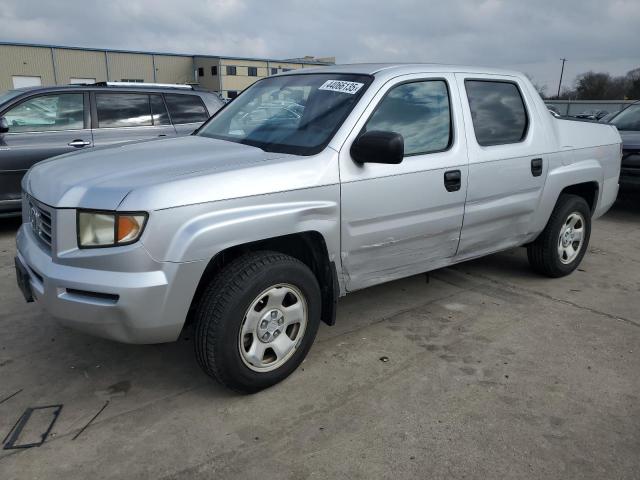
[531,159,602,234]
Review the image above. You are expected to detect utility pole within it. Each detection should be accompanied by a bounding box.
[557,58,567,98]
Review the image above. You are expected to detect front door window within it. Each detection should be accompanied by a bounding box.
[4,94,84,133]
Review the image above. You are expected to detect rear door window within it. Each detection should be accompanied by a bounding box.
[96,93,152,128]
[164,94,209,124]
[3,93,84,133]
[465,80,528,146]
[150,94,171,125]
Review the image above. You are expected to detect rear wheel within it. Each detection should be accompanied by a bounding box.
[194,251,321,393]
[527,194,591,277]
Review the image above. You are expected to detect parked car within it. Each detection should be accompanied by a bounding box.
[598,111,619,123]
[573,109,610,121]
[15,64,621,393]
[607,101,640,190]
[0,82,223,216]
[548,108,562,118]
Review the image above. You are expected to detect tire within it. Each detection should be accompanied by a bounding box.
[194,251,321,393]
[527,194,591,278]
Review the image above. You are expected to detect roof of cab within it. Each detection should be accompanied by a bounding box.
[284,63,523,78]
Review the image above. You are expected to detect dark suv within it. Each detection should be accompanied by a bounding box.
[0,82,223,216]
[607,101,640,190]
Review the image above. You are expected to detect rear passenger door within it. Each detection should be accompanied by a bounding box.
[454,74,549,258]
[91,92,176,147]
[340,74,468,291]
[164,94,210,135]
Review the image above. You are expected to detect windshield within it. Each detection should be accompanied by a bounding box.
[610,104,640,131]
[198,73,372,155]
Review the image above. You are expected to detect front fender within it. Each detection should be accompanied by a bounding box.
[142,185,341,265]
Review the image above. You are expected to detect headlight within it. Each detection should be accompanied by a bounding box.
[77,210,147,248]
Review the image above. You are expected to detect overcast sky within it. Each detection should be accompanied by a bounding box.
[1,0,638,92]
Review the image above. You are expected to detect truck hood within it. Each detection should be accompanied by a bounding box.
[619,130,640,151]
[24,136,293,210]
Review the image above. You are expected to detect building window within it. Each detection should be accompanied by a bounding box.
[198,67,204,77]
[271,68,278,75]
[248,67,258,77]
[282,68,292,72]
[211,66,218,76]
[227,91,238,99]
[121,79,144,83]
[226,66,237,76]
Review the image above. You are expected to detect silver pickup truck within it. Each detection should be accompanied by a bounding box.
[15,64,621,393]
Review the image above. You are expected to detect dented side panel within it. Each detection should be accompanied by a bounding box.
[340,168,467,290]
[141,186,341,267]
[338,72,469,292]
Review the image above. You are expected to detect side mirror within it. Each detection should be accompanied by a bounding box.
[0,117,8,134]
[350,130,404,165]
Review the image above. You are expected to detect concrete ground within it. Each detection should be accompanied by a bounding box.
[0,198,638,480]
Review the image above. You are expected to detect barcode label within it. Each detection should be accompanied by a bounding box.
[319,80,364,95]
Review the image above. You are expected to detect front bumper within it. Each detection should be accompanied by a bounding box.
[16,224,206,344]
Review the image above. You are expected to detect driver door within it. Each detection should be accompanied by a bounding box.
[339,73,468,291]
[0,91,91,207]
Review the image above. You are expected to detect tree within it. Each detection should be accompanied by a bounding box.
[574,72,612,100]
[558,86,576,100]
[525,74,547,99]
[543,67,640,101]
[626,68,640,100]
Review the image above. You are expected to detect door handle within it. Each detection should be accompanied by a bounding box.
[68,139,91,148]
[531,158,543,177]
[444,169,461,192]
[158,134,167,137]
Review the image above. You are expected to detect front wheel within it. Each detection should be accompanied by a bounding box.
[194,251,321,393]
[527,194,591,277]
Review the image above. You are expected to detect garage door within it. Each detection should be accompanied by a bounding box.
[70,78,96,85]
[12,76,42,88]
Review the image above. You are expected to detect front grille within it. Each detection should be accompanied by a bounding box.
[27,197,54,251]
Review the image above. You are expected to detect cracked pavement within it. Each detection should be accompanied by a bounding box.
[0,198,638,479]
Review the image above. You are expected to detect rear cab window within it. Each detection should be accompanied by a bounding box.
[465,80,528,146]
[164,94,209,124]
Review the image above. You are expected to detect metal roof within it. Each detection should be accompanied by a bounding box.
[283,63,525,77]
[0,41,333,65]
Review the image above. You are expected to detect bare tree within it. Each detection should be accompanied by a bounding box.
[525,74,548,99]
[626,68,640,100]
[575,72,612,99]
[541,67,640,101]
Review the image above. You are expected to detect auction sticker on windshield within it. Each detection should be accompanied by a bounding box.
[319,80,364,95]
